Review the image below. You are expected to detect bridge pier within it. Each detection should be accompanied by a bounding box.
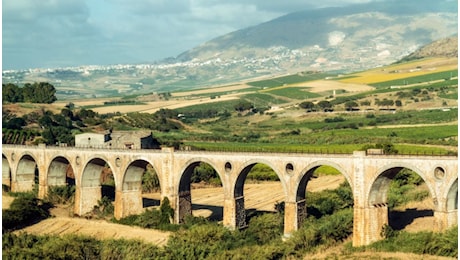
[74,186,101,216]
[283,200,307,238]
[114,190,143,219]
[222,196,247,230]
[353,205,388,246]
[223,197,236,229]
[434,210,458,230]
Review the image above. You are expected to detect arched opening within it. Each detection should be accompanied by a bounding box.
[234,163,284,229]
[178,161,223,223]
[81,158,115,217]
[123,160,161,209]
[47,156,75,205]
[2,154,11,191]
[296,165,353,231]
[370,167,433,232]
[16,154,39,192]
[446,179,458,211]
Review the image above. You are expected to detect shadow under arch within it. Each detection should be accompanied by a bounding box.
[177,159,223,224]
[48,156,75,187]
[296,162,353,228]
[446,178,458,211]
[79,157,116,215]
[234,161,286,229]
[123,159,161,208]
[2,154,11,189]
[369,166,434,231]
[16,154,39,192]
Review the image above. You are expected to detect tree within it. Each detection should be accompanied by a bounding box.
[395,100,402,107]
[234,100,253,112]
[4,117,26,130]
[299,101,315,110]
[2,83,23,103]
[344,101,359,111]
[317,100,332,111]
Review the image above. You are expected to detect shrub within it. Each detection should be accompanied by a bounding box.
[46,185,75,205]
[165,223,235,259]
[244,213,283,245]
[2,193,51,232]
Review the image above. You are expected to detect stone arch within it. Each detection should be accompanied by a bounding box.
[78,157,116,215]
[235,159,288,198]
[446,178,458,211]
[2,154,11,188]
[233,159,287,229]
[294,160,352,228]
[368,163,435,232]
[177,158,223,223]
[369,163,434,206]
[16,153,39,192]
[296,160,352,201]
[118,159,161,217]
[48,156,75,187]
[123,159,160,192]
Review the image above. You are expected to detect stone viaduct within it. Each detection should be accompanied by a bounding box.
[2,144,458,246]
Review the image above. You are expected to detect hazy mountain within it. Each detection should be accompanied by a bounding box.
[401,35,458,61]
[176,0,457,74]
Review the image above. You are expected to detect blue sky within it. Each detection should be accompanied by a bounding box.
[3,0,387,70]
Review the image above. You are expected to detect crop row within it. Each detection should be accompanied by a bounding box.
[2,129,38,145]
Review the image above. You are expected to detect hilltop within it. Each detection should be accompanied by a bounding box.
[401,36,458,61]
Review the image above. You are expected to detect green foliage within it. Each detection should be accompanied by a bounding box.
[2,233,163,259]
[286,208,354,256]
[243,213,284,245]
[2,82,57,104]
[165,223,235,259]
[91,196,114,218]
[299,101,315,109]
[247,72,333,88]
[307,181,353,218]
[46,185,75,205]
[370,70,458,88]
[191,162,221,184]
[246,163,280,181]
[2,193,51,232]
[387,168,429,209]
[142,165,160,193]
[265,87,320,100]
[234,100,254,112]
[117,111,182,132]
[116,197,178,231]
[365,226,458,258]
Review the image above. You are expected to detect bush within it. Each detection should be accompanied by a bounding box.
[165,223,235,259]
[2,233,164,259]
[2,193,51,232]
[46,185,75,205]
[286,208,354,256]
[115,197,178,231]
[244,213,283,245]
[367,227,457,258]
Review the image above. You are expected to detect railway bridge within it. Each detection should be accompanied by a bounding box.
[2,144,457,246]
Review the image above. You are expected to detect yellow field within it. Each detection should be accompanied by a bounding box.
[338,57,458,84]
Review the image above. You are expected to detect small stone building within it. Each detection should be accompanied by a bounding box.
[75,131,158,149]
[75,132,111,148]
